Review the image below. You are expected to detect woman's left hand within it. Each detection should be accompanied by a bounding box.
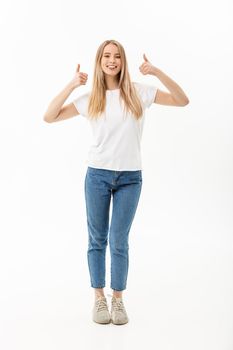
[139,54,156,75]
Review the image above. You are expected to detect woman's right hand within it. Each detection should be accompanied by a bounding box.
[70,64,88,89]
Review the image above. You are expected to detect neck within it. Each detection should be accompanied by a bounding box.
[104,76,119,90]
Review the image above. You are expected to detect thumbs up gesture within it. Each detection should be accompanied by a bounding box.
[70,63,88,89]
[139,53,156,75]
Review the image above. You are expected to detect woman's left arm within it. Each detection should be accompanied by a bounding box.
[139,54,190,106]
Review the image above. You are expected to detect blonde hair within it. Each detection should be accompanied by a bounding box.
[87,39,143,120]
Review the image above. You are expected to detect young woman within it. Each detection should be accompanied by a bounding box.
[43,39,189,325]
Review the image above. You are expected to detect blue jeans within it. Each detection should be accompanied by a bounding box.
[84,166,143,291]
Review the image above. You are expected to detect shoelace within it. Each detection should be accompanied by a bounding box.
[107,293,125,312]
[95,297,108,312]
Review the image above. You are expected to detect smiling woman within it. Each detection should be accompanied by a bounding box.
[43,38,189,325]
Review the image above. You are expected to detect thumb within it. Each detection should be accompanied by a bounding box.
[76,63,80,72]
[143,53,149,62]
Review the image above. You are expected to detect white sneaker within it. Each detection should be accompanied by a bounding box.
[110,296,129,325]
[92,297,111,324]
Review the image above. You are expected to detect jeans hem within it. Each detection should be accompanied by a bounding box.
[111,287,126,291]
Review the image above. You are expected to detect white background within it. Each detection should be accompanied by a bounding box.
[0,0,233,349]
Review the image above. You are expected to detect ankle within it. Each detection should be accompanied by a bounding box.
[112,290,123,299]
[94,288,105,300]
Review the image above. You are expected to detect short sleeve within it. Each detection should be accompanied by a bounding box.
[72,92,90,118]
[133,82,158,109]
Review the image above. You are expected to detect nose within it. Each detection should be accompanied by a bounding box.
[109,57,116,63]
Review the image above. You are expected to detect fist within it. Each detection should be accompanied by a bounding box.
[71,63,88,88]
[139,53,155,75]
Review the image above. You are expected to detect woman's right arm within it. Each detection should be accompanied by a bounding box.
[43,64,88,123]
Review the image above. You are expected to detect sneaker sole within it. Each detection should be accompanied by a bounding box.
[111,318,129,325]
[93,318,111,324]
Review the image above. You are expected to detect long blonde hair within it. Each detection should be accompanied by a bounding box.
[87,39,143,120]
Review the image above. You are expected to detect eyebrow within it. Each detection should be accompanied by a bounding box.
[103,52,120,55]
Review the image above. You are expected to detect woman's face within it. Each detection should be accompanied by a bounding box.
[101,43,122,76]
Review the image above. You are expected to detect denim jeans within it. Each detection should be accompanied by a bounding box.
[84,166,143,291]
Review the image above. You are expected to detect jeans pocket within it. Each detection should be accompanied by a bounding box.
[127,172,142,184]
[87,167,98,176]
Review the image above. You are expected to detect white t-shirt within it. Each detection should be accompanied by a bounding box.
[72,82,158,171]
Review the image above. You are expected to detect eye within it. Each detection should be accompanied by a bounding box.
[103,55,121,58]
